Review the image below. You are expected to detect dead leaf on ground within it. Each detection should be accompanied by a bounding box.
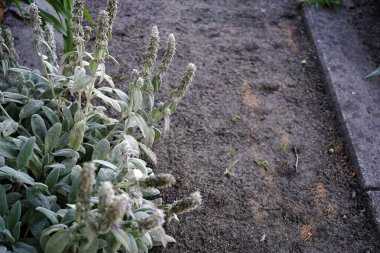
[300,224,314,241]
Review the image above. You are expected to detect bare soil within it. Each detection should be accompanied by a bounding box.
[6,0,380,252]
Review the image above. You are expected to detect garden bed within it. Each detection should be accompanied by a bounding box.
[4,0,380,252]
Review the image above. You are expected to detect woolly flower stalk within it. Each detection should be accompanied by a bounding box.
[139,173,176,189]
[44,24,58,65]
[72,0,84,45]
[130,188,143,206]
[29,3,42,34]
[142,26,159,79]
[98,181,115,213]
[94,11,110,63]
[169,63,196,104]
[121,142,137,158]
[157,33,176,78]
[95,11,110,52]
[44,24,56,52]
[131,69,140,80]
[29,3,44,63]
[99,193,131,233]
[139,209,165,232]
[167,191,202,215]
[106,0,119,36]
[83,26,92,42]
[3,28,18,64]
[163,108,171,134]
[76,162,96,218]
[136,77,144,88]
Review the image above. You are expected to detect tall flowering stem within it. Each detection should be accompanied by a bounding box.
[72,0,84,45]
[167,191,202,216]
[83,11,110,120]
[94,11,110,63]
[29,3,59,102]
[3,28,18,67]
[169,63,196,105]
[44,24,58,68]
[114,140,137,183]
[71,0,85,68]
[157,34,176,78]
[76,162,96,221]
[29,3,44,63]
[83,26,92,43]
[106,0,119,37]
[139,173,176,189]
[142,26,159,82]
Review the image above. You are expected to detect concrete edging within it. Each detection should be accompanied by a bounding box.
[303,3,380,234]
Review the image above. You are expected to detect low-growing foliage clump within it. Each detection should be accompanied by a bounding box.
[0,0,201,252]
[255,158,269,172]
[224,158,239,177]
[230,113,240,124]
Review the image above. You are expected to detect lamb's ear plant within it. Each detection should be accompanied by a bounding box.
[4,0,96,53]
[0,0,201,252]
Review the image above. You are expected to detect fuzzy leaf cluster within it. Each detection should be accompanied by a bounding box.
[0,0,200,252]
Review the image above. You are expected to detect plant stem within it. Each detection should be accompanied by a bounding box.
[84,76,97,119]
[105,112,129,140]
[23,215,35,237]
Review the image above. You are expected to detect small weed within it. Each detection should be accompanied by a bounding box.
[224,158,239,177]
[276,143,289,154]
[255,158,269,172]
[279,159,289,167]
[230,113,241,124]
[227,150,237,158]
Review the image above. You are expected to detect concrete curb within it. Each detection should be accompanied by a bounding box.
[368,191,380,233]
[303,5,380,233]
